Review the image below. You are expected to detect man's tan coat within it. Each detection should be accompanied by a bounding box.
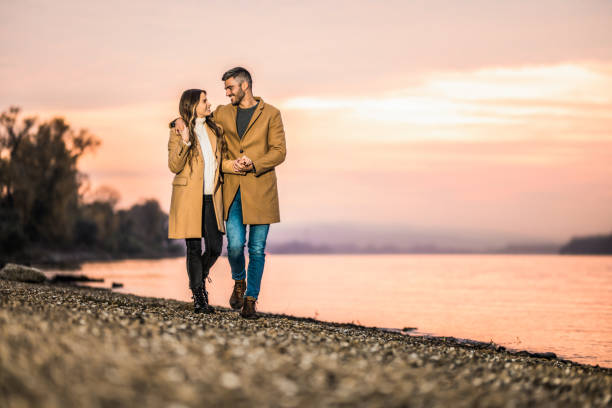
[167,123,225,238]
[214,97,286,224]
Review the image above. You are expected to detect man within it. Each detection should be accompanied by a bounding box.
[177,67,286,319]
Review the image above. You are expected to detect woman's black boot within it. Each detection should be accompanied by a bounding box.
[191,286,214,314]
[200,280,216,314]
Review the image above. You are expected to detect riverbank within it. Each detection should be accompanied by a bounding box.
[1,280,611,407]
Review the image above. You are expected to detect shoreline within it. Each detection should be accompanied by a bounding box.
[1,279,611,407]
[13,263,612,370]
[10,259,612,369]
[47,277,609,370]
[243,311,605,370]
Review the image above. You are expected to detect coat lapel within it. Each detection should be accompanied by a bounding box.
[204,123,222,184]
[205,123,218,156]
[229,105,238,140]
[242,97,264,140]
[194,137,203,161]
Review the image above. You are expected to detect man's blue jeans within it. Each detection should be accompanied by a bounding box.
[226,188,270,300]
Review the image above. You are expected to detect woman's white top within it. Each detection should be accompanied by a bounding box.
[194,118,217,195]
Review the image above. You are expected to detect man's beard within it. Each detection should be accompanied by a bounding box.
[231,88,245,106]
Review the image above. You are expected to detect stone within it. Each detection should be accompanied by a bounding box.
[0,263,46,283]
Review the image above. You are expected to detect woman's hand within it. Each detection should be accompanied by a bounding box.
[232,157,252,172]
[238,156,251,166]
[232,160,243,173]
[235,156,254,172]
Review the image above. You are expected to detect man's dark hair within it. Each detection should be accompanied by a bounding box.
[222,67,252,89]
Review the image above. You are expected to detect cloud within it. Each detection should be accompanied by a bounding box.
[281,63,612,140]
[2,1,612,110]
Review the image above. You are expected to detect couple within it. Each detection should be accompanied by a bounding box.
[167,67,286,319]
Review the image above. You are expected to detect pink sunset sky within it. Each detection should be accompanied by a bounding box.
[1,0,611,246]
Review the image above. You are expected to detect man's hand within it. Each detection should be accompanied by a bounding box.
[175,118,186,131]
[234,155,254,172]
[174,118,189,143]
[239,156,254,171]
[232,160,243,172]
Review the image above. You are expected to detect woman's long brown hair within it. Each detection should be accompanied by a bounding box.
[177,89,226,171]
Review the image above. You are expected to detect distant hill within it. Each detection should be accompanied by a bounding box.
[495,243,561,254]
[266,240,476,254]
[265,240,562,255]
[560,232,612,255]
[265,223,562,254]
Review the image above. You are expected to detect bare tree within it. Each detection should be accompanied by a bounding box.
[0,107,100,246]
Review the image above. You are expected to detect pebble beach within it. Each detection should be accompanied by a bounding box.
[1,278,611,408]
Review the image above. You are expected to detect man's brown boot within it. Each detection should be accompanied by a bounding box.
[229,279,246,310]
[240,296,260,319]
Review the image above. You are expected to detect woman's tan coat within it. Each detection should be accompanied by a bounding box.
[214,97,286,224]
[167,123,225,238]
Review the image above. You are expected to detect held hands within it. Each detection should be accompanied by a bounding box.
[233,156,254,173]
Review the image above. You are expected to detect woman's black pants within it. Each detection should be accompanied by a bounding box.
[185,195,223,290]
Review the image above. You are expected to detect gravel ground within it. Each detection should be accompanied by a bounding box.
[1,280,611,408]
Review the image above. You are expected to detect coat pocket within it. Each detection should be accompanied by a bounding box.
[172,176,188,186]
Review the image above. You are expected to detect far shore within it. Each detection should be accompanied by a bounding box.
[1,249,185,270]
[8,246,608,272]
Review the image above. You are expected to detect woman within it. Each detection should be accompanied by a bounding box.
[168,89,225,314]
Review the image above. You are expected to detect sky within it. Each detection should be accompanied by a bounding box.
[1,0,611,246]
